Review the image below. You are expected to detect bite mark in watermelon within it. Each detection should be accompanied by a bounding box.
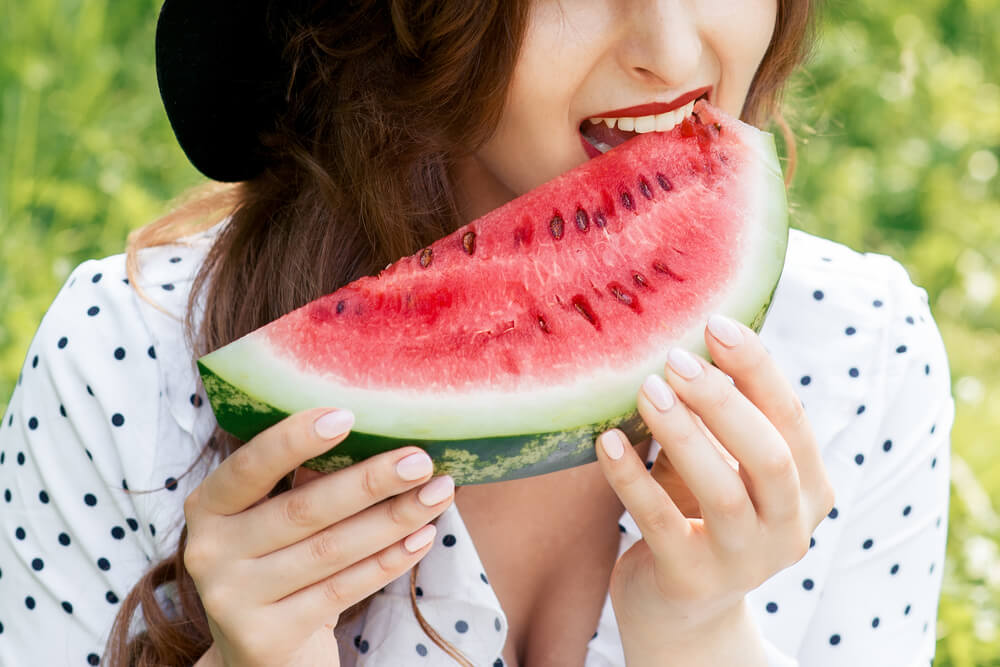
[198,101,789,484]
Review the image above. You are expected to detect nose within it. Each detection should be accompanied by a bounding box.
[621,1,704,90]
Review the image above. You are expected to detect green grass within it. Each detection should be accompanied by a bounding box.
[3,1,999,664]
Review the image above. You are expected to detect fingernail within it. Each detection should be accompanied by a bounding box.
[404,524,437,553]
[418,475,454,506]
[642,374,675,412]
[667,347,702,379]
[314,410,355,439]
[396,452,433,481]
[600,430,625,460]
[707,314,743,347]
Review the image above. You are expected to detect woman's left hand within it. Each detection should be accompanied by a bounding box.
[597,314,835,647]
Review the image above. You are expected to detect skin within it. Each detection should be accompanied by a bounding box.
[187,2,835,665]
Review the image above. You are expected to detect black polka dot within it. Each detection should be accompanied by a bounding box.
[931,424,937,435]
[59,404,66,417]
[930,562,935,574]
[906,316,915,324]
[849,367,860,378]
[17,451,25,464]
[3,489,10,503]
[106,591,119,604]
[495,617,502,631]
[872,617,880,628]
[829,634,841,645]
[592,631,598,640]
[25,596,35,610]
[845,326,856,335]
[31,355,39,368]
[903,505,912,516]
[62,601,73,614]
[828,507,839,519]
[494,660,504,667]
[87,306,100,317]
[57,336,68,349]
[904,604,911,615]
[92,273,102,283]
[162,283,175,291]
[97,558,110,571]
[147,346,156,359]
[111,413,125,427]
[416,644,428,657]
[86,385,94,396]
[190,393,203,407]
[856,404,865,415]
[896,345,907,353]
[873,299,883,308]
[813,290,824,300]
[854,454,864,465]
[111,526,126,540]
[31,558,43,571]
[38,490,49,503]
[936,516,942,527]
[127,518,139,531]
[883,440,893,452]
[85,448,93,461]
[84,494,97,506]
[415,586,423,597]
[15,527,25,540]
[644,460,653,470]
[863,538,874,549]
[28,417,38,430]
[455,620,469,633]
[58,533,70,546]
[165,477,178,491]
[169,256,182,263]
[443,534,457,547]
[359,639,369,653]
[354,635,361,649]
[619,523,627,533]
[479,573,489,585]
[924,364,930,375]
[891,563,900,575]
[766,602,778,613]
[800,375,811,386]
[802,578,814,590]
[149,523,157,536]
[122,479,129,491]
[114,347,126,360]
[810,536,816,548]
[88,655,100,666]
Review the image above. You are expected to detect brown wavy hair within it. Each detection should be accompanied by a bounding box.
[105,1,820,664]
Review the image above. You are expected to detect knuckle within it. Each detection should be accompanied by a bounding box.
[183,538,216,578]
[182,488,201,519]
[321,576,349,610]
[712,488,749,520]
[199,585,230,617]
[374,545,399,578]
[360,463,383,503]
[707,384,736,413]
[228,448,258,486]
[283,492,316,528]
[308,529,342,564]
[779,395,808,429]
[762,450,797,480]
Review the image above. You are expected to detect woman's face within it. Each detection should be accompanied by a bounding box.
[453,0,778,221]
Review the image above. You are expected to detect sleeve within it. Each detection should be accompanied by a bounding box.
[794,260,955,666]
[0,258,170,666]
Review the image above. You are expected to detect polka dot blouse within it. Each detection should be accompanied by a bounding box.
[0,225,954,667]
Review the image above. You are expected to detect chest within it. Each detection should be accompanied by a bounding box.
[454,446,648,667]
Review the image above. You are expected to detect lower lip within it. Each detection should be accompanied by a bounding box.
[580,134,603,159]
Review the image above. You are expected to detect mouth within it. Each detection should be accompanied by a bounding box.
[579,86,712,158]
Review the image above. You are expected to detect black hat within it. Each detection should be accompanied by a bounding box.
[155,0,292,182]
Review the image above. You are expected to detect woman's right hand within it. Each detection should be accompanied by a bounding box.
[183,407,455,667]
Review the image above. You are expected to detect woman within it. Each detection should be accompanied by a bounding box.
[0,0,953,665]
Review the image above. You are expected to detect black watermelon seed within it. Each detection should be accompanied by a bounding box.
[620,190,634,210]
[336,300,346,314]
[656,173,673,191]
[632,272,649,289]
[462,231,476,255]
[549,215,565,240]
[652,261,684,281]
[638,178,653,200]
[418,247,433,268]
[574,208,589,232]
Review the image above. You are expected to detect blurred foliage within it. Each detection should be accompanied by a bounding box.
[1,0,998,664]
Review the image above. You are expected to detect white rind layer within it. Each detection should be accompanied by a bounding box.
[200,129,787,440]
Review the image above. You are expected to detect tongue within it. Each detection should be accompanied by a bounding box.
[580,120,638,151]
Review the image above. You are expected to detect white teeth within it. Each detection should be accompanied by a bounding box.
[587,98,699,135]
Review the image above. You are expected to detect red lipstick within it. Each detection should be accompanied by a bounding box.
[589,85,712,119]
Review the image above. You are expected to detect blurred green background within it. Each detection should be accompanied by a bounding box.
[2,0,998,664]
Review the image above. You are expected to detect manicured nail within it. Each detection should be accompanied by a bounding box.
[707,314,743,347]
[314,410,355,439]
[396,452,434,480]
[404,524,437,552]
[600,430,625,460]
[642,374,675,412]
[667,347,702,379]
[418,475,455,506]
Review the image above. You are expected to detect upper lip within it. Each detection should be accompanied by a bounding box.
[586,85,712,119]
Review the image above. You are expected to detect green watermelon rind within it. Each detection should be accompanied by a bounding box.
[197,127,788,485]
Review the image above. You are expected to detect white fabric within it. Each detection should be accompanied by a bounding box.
[0,226,953,667]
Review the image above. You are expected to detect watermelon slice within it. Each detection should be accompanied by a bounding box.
[198,101,788,485]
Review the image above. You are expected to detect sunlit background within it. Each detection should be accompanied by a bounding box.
[2,1,998,664]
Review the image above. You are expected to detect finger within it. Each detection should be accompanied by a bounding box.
[234,447,437,557]
[636,375,757,551]
[254,475,454,601]
[703,315,829,507]
[194,408,355,518]
[660,346,802,524]
[595,428,689,554]
[268,520,439,630]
